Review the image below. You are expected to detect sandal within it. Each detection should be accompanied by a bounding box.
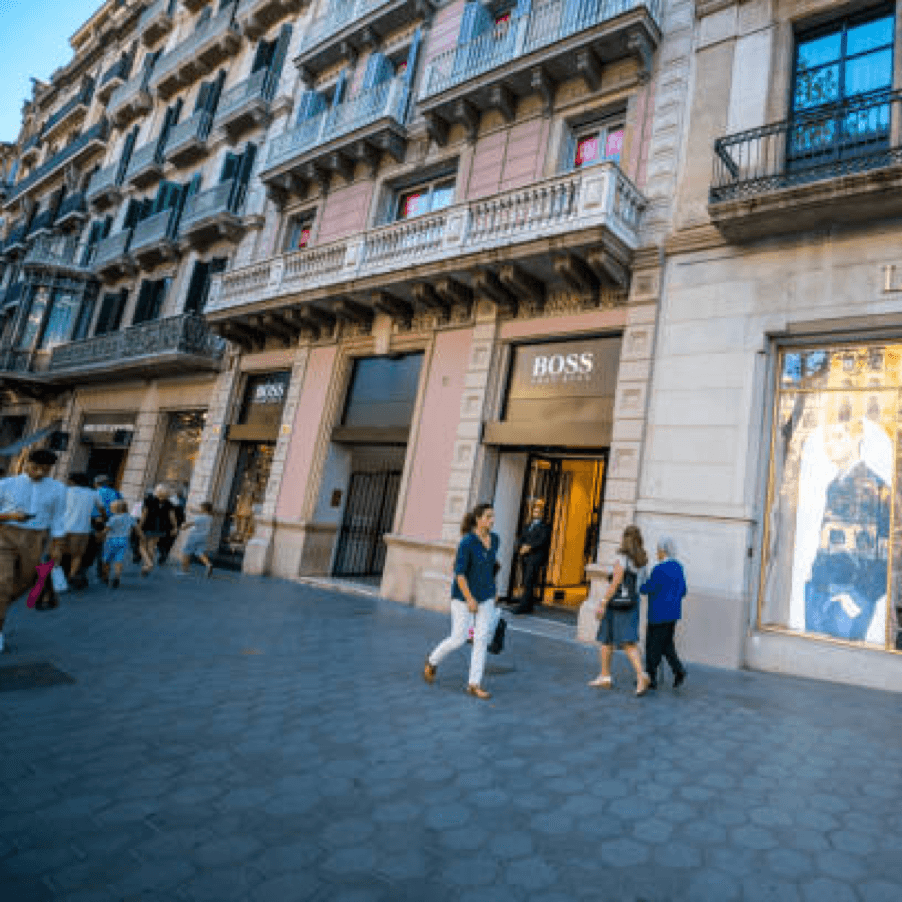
[588,676,613,689]
[636,673,651,697]
[423,659,437,684]
[466,684,491,700]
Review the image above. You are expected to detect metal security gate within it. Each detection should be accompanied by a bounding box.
[333,470,402,577]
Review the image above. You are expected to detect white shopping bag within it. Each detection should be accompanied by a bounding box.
[51,565,69,594]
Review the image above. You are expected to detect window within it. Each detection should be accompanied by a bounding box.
[94,290,127,336]
[790,8,894,161]
[394,176,455,221]
[80,216,112,267]
[285,214,314,251]
[17,288,46,350]
[39,290,81,349]
[760,342,902,651]
[220,144,256,212]
[132,278,169,325]
[569,119,624,170]
[184,257,227,314]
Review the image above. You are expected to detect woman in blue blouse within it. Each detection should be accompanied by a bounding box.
[424,503,499,700]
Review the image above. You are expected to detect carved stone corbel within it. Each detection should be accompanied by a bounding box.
[587,248,630,290]
[371,290,413,325]
[424,112,449,147]
[531,67,556,116]
[411,282,448,314]
[326,151,354,182]
[499,264,545,309]
[453,98,480,143]
[488,84,515,123]
[434,277,472,310]
[473,270,516,316]
[576,48,602,92]
[628,31,654,84]
[553,253,598,292]
[354,140,381,178]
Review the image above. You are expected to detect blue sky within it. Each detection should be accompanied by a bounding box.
[0,0,104,142]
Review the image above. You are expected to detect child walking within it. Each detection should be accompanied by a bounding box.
[102,499,136,589]
[178,501,214,578]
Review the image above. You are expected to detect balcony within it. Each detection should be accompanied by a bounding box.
[183,0,208,12]
[164,110,214,167]
[86,161,126,210]
[47,313,226,382]
[20,133,42,167]
[262,78,409,199]
[0,281,25,314]
[107,72,153,129]
[237,0,306,39]
[129,208,181,267]
[55,192,88,230]
[27,209,56,240]
[179,180,247,248]
[22,239,93,278]
[295,0,436,81]
[97,56,134,105]
[125,139,166,190]
[42,79,94,144]
[93,229,135,280]
[710,90,902,241]
[208,162,644,331]
[2,221,29,258]
[4,121,108,206]
[140,0,177,47]
[419,0,662,144]
[214,69,275,141]
[149,3,242,100]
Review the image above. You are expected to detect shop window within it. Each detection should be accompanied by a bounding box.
[566,118,624,171]
[760,342,902,651]
[239,371,291,429]
[285,213,314,252]
[341,352,424,429]
[790,8,894,162]
[394,176,455,222]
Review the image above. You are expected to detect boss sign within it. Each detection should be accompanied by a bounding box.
[531,352,595,383]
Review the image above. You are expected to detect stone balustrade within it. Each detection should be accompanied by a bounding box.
[209,163,644,312]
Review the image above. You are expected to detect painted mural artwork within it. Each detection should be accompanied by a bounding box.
[762,345,902,649]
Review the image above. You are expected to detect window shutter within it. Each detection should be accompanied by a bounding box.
[266,25,292,97]
[458,1,493,44]
[231,144,257,211]
[196,7,212,30]
[220,151,240,183]
[332,69,348,107]
[251,38,273,74]
[561,125,577,172]
[207,70,226,116]
[184,260,210,314]
[120,126,138,176]
[132,280,155,324]
[404,29,422,86]
[361,53,391,91]
[515,0,532,16]
[194,81,212,114]
[123,198,141,229]
[101,215,113,239]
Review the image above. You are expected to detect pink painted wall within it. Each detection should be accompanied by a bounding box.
[276,345,339,521]
[423,0,465,67]
[400,327,472,541]
[316,181,374,244]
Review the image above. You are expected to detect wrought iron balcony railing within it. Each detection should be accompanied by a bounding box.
[107,71,153,126]
[55,192,88,229]
[214,68,275,135]
[150,2,241,98]
[164,110,214,165]
[27,209,56,237]
[20,132,42,163]
[43,78,94,139]
[48,313,226,373]
[93,229,133,272]
[210,162,644,312]
[300,0,386,52]
[130,207,181,257]
[23,239,93,276]
[710,90,902,204]
[86,160,126,207]
[237,0,306,39]
[97,54,134,103]
[422,0,662,99]
[125,138,166,187]
[265,78,409,172]
[2,221,29,256]
[180,179,246,237]
[4,120,107,205]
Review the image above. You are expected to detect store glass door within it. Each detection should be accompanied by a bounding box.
[511,453,607,609]
[218,442,275,567]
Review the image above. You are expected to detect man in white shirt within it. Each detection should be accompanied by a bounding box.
[64,473,104,589]
[0,448,67,653]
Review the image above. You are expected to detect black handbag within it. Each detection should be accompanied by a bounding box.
[607,567,638,612]
[488,616,506,655]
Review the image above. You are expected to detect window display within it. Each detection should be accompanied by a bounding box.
[761,343,901,650]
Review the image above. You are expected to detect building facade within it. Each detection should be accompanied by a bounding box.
[1,0,899,692]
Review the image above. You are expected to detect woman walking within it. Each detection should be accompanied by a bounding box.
[138,484,178,577]
[423,503,499,700]
[589,525,652,696]
[641,536,687,690]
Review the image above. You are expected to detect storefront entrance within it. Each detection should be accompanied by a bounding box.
[333,469,402,577]
[509,452,607,609]
[218,442,275,568]
[85,447,128,487]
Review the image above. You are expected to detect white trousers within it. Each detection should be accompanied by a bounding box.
[428,597,495,687]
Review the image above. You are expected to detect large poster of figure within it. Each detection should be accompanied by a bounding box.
[761,345,901,651]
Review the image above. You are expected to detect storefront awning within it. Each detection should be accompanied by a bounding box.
[0,421,61,457]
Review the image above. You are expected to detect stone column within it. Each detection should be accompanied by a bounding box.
[188,355,242,513]
[582,251,660,626]
[439,302,502,542]
[243,345,310,576]
[119,385,161,504]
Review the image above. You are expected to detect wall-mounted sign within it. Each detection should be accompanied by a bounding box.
[507,336,621,400]
[238,372,291,430]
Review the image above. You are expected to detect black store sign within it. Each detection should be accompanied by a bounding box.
[486,336,622,448]
[229,371,291,442]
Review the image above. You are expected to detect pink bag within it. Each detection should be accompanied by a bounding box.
[26,561,54,609]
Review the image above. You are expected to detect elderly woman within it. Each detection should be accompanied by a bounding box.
[641,536,687,690]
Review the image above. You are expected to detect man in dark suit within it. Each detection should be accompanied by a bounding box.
[513,499,551,615]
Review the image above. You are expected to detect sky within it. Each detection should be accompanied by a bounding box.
[0,0,105,143]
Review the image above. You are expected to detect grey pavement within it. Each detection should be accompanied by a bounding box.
[2,564,902,902]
